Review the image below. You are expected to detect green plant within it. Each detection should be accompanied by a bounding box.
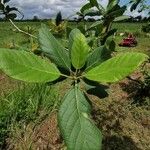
[0,83,59,148]
[0,0,23,20]
[48,11,67,37]
[129,0,150,13]
[0,24,148,149]
[77,0,129,46]
[21,25,39,52]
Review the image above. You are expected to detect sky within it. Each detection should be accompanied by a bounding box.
[8,0,150,19]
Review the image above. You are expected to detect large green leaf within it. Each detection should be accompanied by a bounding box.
[71,32,90,69]
[105,38,116,52]
[80,3,92,14]
[130,0,142,11]
[58,86,102,150]
[69,28,81,56]
[6,13,17,20]
[39,24,71,70]
[89,20,103,30]
[84,9,101,16]
[114,15,130,22]
[5,6,18,13]
[84,53,148,83]
[88,0,105,14]
[101,29,117,45]
[89,0,99,9]
[107,0,119,12]
[0,49,61,83]
[86,46,111,71]
[107,5,126,19]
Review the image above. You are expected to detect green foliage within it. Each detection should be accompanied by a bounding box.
[69,28,81,53]
[78,0,128,46]
[114,15,130,22]
[84,53,148,83]
[0,83,59,148]
[0,23,148,150]
[0,0,22,20]
[88,0,100,10]
[39,24,71,70]
[0,1,150,147]
[48,11,67,37]
[107,0,119,12]
[105,37,116,51]
[129,0,150,13]
[59,86,102,150]
[86,46,111,71]
[71,31,90,69]
[48,20,67,37]
[80,3,92,14]
[0,49,61,82]
[130,0,143,11]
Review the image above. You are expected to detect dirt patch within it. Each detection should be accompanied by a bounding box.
[0,73,19,95]
[34,112,63,150]
[7,112,64,150]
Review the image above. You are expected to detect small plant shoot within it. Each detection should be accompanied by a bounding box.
[0,24,148,149]
[0,0,149,149]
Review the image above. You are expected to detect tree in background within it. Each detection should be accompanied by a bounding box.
[33,15,39,21]
[48,11,67,37]
[55,11,63,26]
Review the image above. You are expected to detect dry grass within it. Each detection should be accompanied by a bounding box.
[7,112,64,150]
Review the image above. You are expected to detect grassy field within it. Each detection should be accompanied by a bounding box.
[0,21,150,149]
[0,21,149,56]
[113,23,150,55]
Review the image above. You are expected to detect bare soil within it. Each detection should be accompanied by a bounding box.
[1,70,150,150]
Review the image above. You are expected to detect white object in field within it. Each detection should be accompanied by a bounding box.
[120,33,125,36]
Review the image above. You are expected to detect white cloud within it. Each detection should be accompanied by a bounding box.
[8,0,108,19]
[8,0,148,19]
[8,0,84,19]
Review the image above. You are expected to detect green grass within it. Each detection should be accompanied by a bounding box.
[0,21,40,50]
[0,83,59,148]
[0,21,149,55]
[115,36,150,56]
[112,22,146,32]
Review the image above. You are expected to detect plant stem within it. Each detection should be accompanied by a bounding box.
[9,19,37,39]
[60,73,73,79]
[75,69,78,76]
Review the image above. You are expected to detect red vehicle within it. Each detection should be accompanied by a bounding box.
[119,34,137,47]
